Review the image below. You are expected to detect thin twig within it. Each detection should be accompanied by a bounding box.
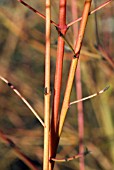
[51,148,90,163]
[0,76,45,127]
[56,27,75,55]
[18,0,57,27]
[67,0,112,28]
[0,130,39,170]
[70,86,110,106]
[51,153,82,162]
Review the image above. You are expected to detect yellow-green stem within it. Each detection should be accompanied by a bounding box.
[58,0,92,136]
[43,0,51,170]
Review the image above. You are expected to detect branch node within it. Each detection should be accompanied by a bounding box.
[44,87,51,95]
[55,26,63,37]
[8,82,15,89]
[44,87,48,95]
[68,103,70,108]
[65,157,68,162]
[84,147,91,156]
[73,53,79,58]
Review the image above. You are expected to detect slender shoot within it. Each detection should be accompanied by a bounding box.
[70,86,110,106]
[67,0,112,28]
[0,76,45,127]
[18,0,57,27]
[51,148,91,162]
[56,27,75,55]
[43,0,51,170]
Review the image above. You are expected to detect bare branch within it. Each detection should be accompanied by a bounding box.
[67,0,112,28]
[0,76,45,127]
[18,0,57,27]
[51,148,91,163]
[70,86,110,106]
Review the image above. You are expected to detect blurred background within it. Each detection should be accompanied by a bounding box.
[0,0,114,169]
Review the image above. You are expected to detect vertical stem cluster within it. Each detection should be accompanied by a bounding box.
[43,0,51,170]
[49,2,92,169]
[6,1,113,170]
[59,0,92,136]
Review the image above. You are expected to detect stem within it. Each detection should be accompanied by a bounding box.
[43,0,51,170]
[76,61,85,170]
[58,0,92,137]
[67,0,112,28]
[51,0,67,132]
[49,0,67,164]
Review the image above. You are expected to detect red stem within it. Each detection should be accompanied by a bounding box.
[50,0,67,169]
[52,0,67,131]
[76,62,85,170]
